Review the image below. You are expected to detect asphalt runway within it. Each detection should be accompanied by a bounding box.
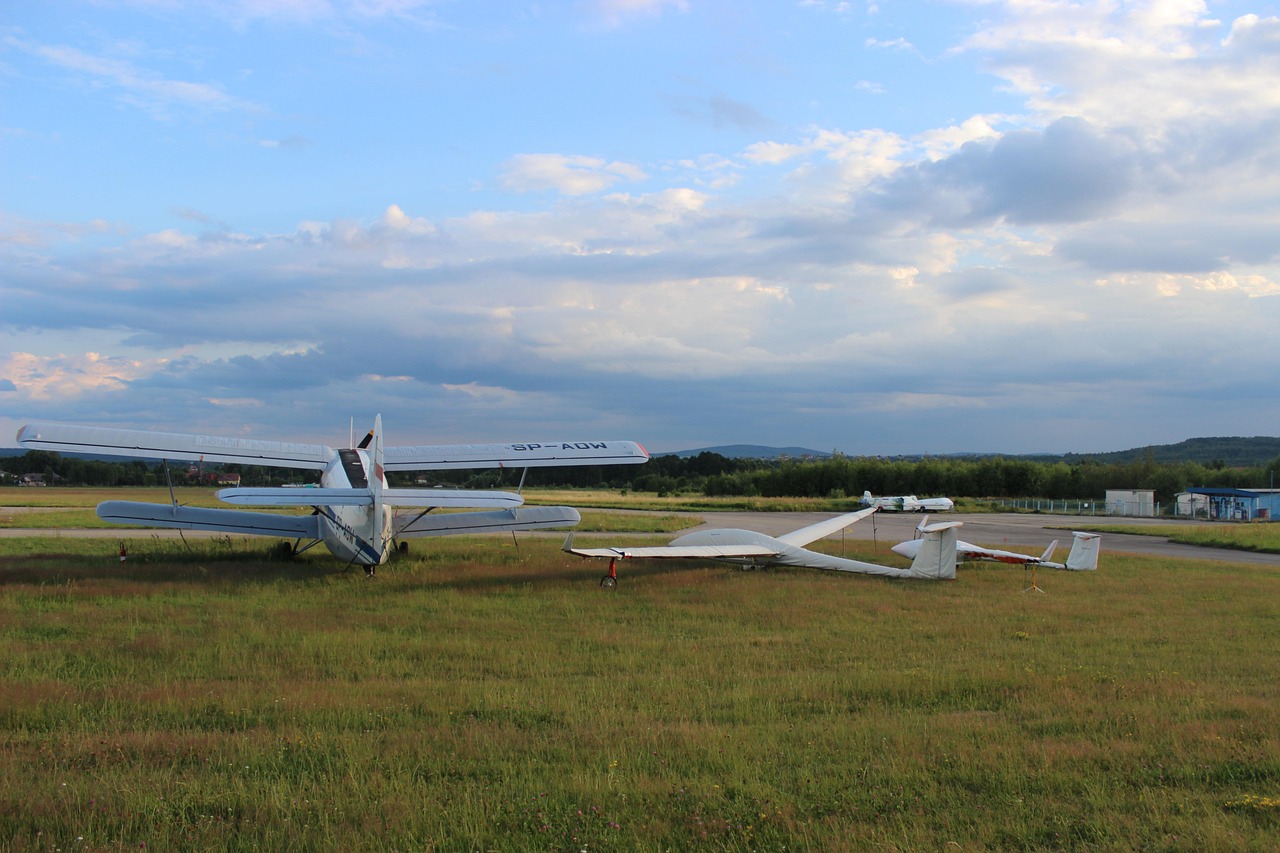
[4,510,1278,566]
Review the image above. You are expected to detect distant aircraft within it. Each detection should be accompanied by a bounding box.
[562,507,961,588]
[17,417,648,573]
[891,518,1100,571]
[860,490,955,512]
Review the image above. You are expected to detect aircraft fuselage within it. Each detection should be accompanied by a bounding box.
[316,448,392,566]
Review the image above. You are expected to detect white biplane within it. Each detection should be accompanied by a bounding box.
[563,507,962,588]
[17,417,648,573]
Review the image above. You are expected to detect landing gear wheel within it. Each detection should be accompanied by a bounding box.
[600,575,617,590]
[275,541,295,559]
[397,541,409,556]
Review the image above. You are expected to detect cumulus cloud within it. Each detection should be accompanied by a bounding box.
[874,117,1138,226]
[1,352,162,400]
[499,154,648,195]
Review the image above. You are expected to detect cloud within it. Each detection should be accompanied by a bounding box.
[6,37,258,119]
[663,93,773,131]
[1,352,162,400]
[6,1,1280,454]
[591,0,689,28]
[499,154,648,195]
[872,117,1137,226]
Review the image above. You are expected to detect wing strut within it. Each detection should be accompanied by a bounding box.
[162,460,178,508]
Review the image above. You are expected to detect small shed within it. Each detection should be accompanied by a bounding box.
[1175,491,1211,518]
[1105,489,1155,517]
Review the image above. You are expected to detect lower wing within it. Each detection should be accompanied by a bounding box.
[396,506,581,537]
[97,501,323,539]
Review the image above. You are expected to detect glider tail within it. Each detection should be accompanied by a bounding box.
[1038,540,1059,565]
[907,521,960,580]
[1064,532,1101,571]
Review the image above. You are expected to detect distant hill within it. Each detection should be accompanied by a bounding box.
[657,437,1280,466]
[1054,436,1280,468]
[663,445,832,460]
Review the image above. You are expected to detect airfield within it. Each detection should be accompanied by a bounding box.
[2,504,1279,849]
[8,508,1279,566]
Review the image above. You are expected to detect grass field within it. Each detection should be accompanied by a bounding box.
[1084,522,1280,554]
[2,532,1278,850]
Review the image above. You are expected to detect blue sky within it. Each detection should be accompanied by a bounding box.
[4,0,1280,455]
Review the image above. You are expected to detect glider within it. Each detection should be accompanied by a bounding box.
[17,416,648,573]
[562,507,962,588]
[860,490,954,513]
[891,518,1101,571]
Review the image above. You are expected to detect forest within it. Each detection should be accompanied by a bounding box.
[5,446,1280,505]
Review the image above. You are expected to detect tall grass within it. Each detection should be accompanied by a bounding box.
[1,536,1278,850]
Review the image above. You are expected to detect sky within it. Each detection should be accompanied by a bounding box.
[4,0,1280,456]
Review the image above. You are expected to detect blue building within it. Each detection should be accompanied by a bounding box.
[1182,487,1280,521]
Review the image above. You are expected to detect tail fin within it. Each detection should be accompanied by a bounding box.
[1038,540,1059,564]
[908,521,961,579]
[1065,532,1101,571]
[861,490,874,506]
[370,414,386,548]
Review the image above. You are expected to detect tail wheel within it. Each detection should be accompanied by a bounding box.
[600,557,619,590]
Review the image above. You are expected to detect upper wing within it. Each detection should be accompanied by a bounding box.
[383,440,648,471]
[18,423,333,470]
[217,487,524,509]
[97,501,323,539]
[775,507,877,547]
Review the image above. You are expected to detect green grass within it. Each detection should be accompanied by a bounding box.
[1,535,1278,850]
[1082,522,1280,554]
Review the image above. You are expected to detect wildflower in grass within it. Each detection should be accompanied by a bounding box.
[1224,794,1280,813]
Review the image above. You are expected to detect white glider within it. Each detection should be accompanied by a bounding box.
[891,518,1100,571]
[17,417,649,572]
[563,507,962,588]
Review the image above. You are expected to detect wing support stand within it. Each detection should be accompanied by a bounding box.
[1021,563,1045,594]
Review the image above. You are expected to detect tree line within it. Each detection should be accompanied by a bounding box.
[5,449,1279,505]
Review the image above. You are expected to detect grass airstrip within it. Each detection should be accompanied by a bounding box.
[1,491,1279,850]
